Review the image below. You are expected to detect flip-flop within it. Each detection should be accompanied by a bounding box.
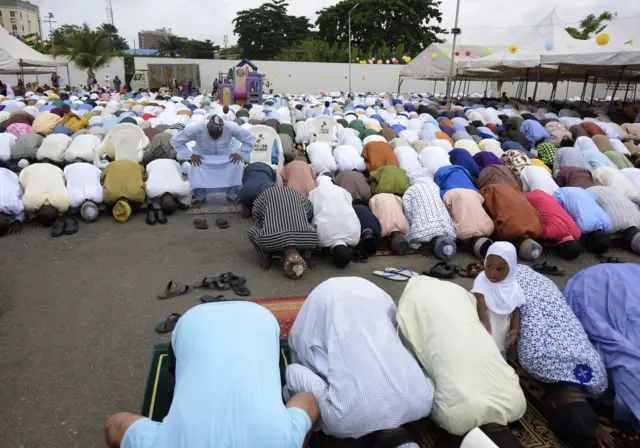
[458,263,484,278]
[215,218,230,229]
[597,255,625,264]
[533,261,565,276]
[157,281,194,299]
[373,270,410,282]
[192,276,232,291]
[229,277,251,296]
[422,261,457,279]
[383,267,420,279]
[194,218,208,230]
[155,313,181,334]
[200,295,226,303]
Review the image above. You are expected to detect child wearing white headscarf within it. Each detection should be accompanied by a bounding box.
[472,241,526,357]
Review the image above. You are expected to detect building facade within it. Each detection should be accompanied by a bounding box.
[0,0,41,37]
[137,27,174,50]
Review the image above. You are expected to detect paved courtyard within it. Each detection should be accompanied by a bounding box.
[0,211,637,447]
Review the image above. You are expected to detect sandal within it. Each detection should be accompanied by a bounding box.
[192,276,232,291]
[597,255,625,264]
[157,281,194,299]
[155,313,181,334]
[200,295,226,303]
[194,218,208,230]
[64,217,79,235]
[215,218,230,229]
[383,267,420,279]
[229,276,251,296]
[532,261,565,276]
[422,261,458,279]
[458,263,484,278]
[372,270,410,282]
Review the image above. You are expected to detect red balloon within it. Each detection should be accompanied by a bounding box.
[124,64,128,68]
[352,59,355,63]
[288,74,291,77]
[455,51,460,56]
[465,51,471,56]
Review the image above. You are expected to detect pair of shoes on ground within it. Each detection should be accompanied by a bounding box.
[52,217,78,237]
[193,218,229,230]
[146,209,167,225]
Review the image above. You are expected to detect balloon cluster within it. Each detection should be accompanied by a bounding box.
[509,45,519,54]
[402,55,412,63]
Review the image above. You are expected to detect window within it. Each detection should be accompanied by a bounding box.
[21,25,24,32]
[12,24,17,31]
[9,11,15,17]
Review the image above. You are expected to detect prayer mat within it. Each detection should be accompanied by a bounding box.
[141,296,621,448]
[186,204,242,215]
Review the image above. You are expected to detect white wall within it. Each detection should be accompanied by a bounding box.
[3,55,632,102]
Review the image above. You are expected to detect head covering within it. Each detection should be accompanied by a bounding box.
[554,166,594,189]
[207,115,224,139]
[580,122,605,137]
[331,244,352,268]
[433,235,457,261]
[472,242,526,314]
[81,201,99,222]
[390,231,409,255]
[591,135,613,153]
[521,120,550,146]
[474,151,503,169]
[449,148,481,177]
[434,165,478,197]
[585,230,611,254]
[604,151,633,170]
[113,199,132,223]
[569,124,589,140]
[517,237,543,261]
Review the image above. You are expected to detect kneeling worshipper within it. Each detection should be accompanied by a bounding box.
[306,142,337,175]
[575,137,618,171]
[477,165,522,190]
[443,189,495,258]
[280,160,316,198]
[247,186,318,277]
[481,184,544,261]
[106,302,318,448]
[501,149,533,176]
[370,165,410,195]
[0,167,26,235]
[19,163,70,227]
[239,162,276,217]
[333,170,371,204]
[101,160,147,223]
[472,242,525,358]
[553,187,613,254]
[554,166,594,189]
[552,146,593,174]
[588,186,640,236]
[171,115,256,206]
[144,159,193,224]
[370,193,410,255]
[520,165,559,195]
[333,145,365,172]
[286,277,434,443]
[565,264,640,432]
[309,176,360,268]
[449,147,481,178]
[394,145,422,174]
[362,141,399,172]
[434,165,478,198]
[403,182,457,261]
[604,150,634,170]
[398,276,526,443]
[64,163,103,222]
[516,265,610,448]
[525,190,584,260]
[592,167,640,205]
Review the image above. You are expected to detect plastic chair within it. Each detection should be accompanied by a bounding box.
[92,123,148,167]
[309,115,341,148]
[248,125,284,184]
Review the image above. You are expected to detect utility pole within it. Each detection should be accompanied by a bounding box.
[43,12,56,46]
[348,3,360,94]
[223,34,228,49]
[445,0,461,110]
[105,0,114,26]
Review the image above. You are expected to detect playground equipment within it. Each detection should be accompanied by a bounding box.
[219,59,263,106]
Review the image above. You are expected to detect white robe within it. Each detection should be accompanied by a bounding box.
[145,159,192,205]
[64,163,104,208]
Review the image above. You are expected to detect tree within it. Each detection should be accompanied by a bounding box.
[183,39,220,59]
[97,23,129,51]
[566,11,617,40]
[52,24,118,80]
[51,24,81,47]
[158,35,186,57]
[316,0,444,57]
[233,0,313,60]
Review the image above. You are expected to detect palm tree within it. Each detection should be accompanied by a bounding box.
[53,24,118,81]
[97,23,129,51]
[158,35,185,58]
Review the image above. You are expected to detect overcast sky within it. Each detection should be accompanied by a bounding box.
[34,0,638,48]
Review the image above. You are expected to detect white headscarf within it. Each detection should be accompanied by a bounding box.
[472,242,526,314]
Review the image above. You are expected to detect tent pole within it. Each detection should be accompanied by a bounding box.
[564,81,569,100]
[609,66,626,111]
[66,64,71,89]
[433,79,438,96]
[580,72,589,102]
[532,66,541,102]
[466,77,471,96]
[549,66,560,101]
[590,77,598,105]
[623,77,630,105]
[634,75,638,103]
[523,69,529,102]
[483,80,488,98]
[396,76,404,96]
[445,0,462,109]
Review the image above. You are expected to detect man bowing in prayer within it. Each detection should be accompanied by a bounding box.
[171,115,256,206]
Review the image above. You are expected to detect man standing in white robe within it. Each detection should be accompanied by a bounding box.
[171,115,256,206]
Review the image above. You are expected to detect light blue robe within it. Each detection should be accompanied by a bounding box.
[171,122,256,199]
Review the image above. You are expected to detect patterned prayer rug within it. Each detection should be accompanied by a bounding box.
[186,204,242,215]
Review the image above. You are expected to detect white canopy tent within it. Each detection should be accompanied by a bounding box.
[0,24,68,77]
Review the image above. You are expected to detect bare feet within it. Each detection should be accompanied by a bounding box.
[595,426,615,448]
[260,259,271,271]
[306,260,316,270]
[8,222,23,235]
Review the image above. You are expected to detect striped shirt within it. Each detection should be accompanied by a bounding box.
[286,277,434,439]
[247,186,318,260]
[587,186,640,232]
[403,183,456,249]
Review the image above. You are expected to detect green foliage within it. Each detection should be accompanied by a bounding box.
[565,11,617,40]
[275,38,407,63]
[183,39,221,59]
[51,24,81,47]
[157,35,186,58]
[233,0,313,60]
[97,23,130,51]
[316,0,444,57]
[52,24,119,77]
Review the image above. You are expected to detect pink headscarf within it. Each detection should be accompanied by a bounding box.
[6,123,33,137]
